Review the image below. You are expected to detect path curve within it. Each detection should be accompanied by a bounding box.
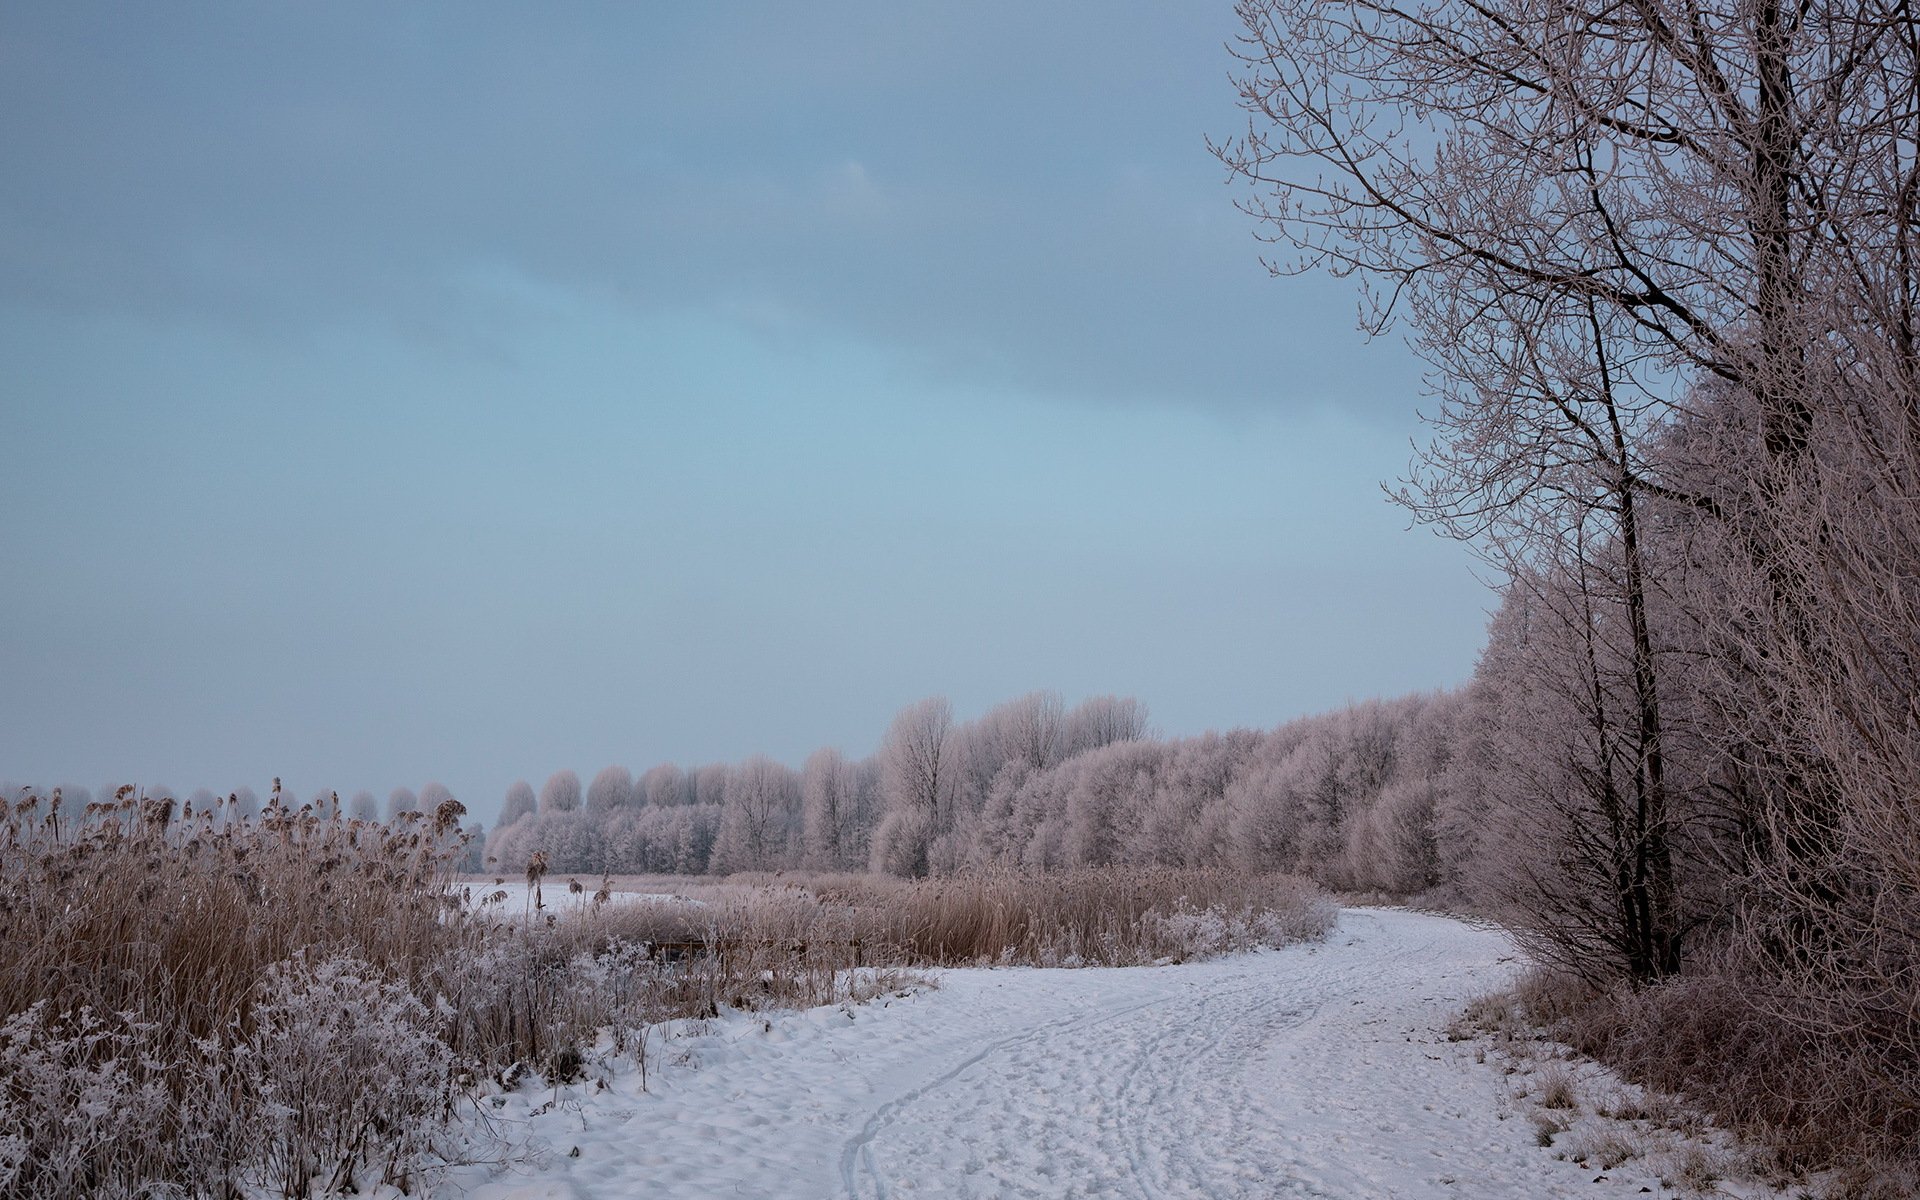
[839,908,1574,1199]
[456,909,1708,1199]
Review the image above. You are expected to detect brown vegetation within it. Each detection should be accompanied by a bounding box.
[556,867,1332,969]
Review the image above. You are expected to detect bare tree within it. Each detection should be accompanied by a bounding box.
[1065,695,1150,755]
[1215,0,1917,462]
[1210,0,1917,979]
[1215,0,1920,1148]
[872,697,954,876]
[801,747,861,870]
[713,755,798,874]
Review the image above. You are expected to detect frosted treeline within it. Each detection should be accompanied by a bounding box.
[484,691,1457,891]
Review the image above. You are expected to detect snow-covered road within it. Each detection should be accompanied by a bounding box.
[458,909,1708,1199]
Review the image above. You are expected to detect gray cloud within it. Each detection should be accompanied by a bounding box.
[0,1,1412,412]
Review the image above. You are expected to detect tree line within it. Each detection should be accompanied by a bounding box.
[482,690,1466,896]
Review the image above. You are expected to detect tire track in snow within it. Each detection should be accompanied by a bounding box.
[1108,972,1319,1200]
[844,954,1337,1200]
[840,992,1183,1200]
[834,909,1622,1199]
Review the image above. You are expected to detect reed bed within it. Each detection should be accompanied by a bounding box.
[802,866,1333,966]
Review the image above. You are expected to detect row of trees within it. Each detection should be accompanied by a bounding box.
[489,697,1139,876]
[1216,0,1920,1160]
[482,691,1463,895]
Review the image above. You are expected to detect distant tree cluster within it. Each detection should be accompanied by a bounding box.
[481,691,1459,893]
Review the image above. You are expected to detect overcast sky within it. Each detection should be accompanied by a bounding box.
[0,2,1492,812]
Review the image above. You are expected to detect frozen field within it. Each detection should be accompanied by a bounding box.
[453,909,1766,1199]
[454,878,694,916]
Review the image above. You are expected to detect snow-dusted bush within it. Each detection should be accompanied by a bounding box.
[0,1004,172,1198]
[245,953,455,1198]
[0,788,476,1200]
[1151,893,1339,961]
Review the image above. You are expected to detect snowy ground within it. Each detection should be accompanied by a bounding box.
[449,908,1776,1199]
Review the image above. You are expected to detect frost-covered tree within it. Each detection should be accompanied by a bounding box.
[418,782,456,825]
[586,765,633,814]
[458,821,486,873]
[348,790,380,822]
[693,763,730,809]
[1065,695,1150,755]
[870,696,955,876]
[498,779,536,828]
[713,755,799,874]
[640,763,689,808]
[385,787,418,822]
[801,747,864,871]
[674,803,721,874]
[537,770,580,815]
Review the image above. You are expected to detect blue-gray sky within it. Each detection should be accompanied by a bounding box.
[0,2,1491,811]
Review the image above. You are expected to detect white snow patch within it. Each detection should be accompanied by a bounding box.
[452,881,697,919]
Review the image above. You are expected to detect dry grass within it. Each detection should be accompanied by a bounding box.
[477,867,1335,969]
[801,867,1332,966]
[1,786,465,1041]
[1467,960,1920,1191]
[1534,1062,1578,1110]
[1560,1125,1639,1170]
[0,784,477,1197]
[462,867,1334,973]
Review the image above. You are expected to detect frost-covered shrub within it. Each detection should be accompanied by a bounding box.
[0,1004,172,1198]
[869,808,933,878]
[1151,894,1339,961]
[245,953,455,1198]
[0,787,480,1200]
